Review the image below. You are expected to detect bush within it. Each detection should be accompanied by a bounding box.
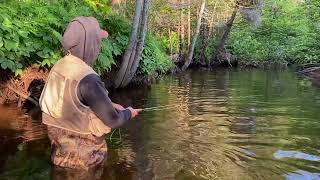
[0,1,62,75]
[96,14,131,74]
[226,0,320,65]
[139,34,174,75]
[0,0,112,75]
[0,0,172,76]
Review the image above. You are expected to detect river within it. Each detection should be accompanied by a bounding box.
[0,69,319,180]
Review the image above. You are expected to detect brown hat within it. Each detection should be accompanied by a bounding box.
[62,16,108,66]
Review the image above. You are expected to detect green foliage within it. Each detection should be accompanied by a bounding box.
[0,2,61,74]
[95,40,116,74]
[226,0,320,65]
[0,0,116,75]
[139,34,174,75]
[191,0,320,66]
[160,31,180,54]
[0,0,171,77]
[193,35,219,64]
[94,13,131,74]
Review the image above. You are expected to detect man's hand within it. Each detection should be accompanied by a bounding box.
[127,107,143,119]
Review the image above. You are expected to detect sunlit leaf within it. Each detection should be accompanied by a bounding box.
[51,29,62,43]
[4,39,19,51]
[2,17,13,28]
[17,30,29,38]
[15,69,23,76]
[0,37,3,48]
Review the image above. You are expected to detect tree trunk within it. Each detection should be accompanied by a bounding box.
[182,0,206,71]
[121,0,151,86]
[211,5,238,66]
[199,19,209,66]
[180,0,185,54]
[219,9,237,49]
[187,0,191,47]
[114,0,143,88]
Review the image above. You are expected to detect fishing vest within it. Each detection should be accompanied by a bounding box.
[39,54,111,137]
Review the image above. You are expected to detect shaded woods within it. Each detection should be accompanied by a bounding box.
[1,0,320,103]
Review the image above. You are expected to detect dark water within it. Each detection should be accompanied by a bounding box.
[0,69,320,180]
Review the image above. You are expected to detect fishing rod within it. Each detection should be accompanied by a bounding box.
[108,102,206,143]
[141,100,228,111]
[108,104,186,144]
[141,102,202,111]
[142,104,181,111]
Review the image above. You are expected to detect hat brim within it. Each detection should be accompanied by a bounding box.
[100,30,109,38]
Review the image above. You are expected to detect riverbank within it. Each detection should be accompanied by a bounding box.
[0,59,318,107]
[0,66,47,106]
[0,65,156,106]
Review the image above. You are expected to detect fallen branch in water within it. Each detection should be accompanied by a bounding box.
[299,66,320,74]
[4,85,39,106]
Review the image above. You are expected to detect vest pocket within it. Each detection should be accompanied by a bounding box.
[41,71,66,118]
[88,112,111,137]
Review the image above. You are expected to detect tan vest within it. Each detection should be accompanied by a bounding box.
[39,55,111,137]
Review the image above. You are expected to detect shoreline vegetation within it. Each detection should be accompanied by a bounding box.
[1,0,320,105]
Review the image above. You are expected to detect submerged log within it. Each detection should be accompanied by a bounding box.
[298,64,320,87]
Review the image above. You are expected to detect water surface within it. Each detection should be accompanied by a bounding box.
[0,69,320,180]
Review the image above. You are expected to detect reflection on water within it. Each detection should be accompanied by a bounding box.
[286,170,320,180]
[0,69,320,179]
[274,150,320,162]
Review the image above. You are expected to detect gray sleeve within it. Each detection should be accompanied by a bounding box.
[77,74,132,129]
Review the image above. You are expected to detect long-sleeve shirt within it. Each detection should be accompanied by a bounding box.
[77,74,131,129]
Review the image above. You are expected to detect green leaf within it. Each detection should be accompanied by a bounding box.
[37,51,49,59]
[17,30,29,38]
[4,39,19,51]
[7,52,15,60]
[1,62,7,69]
[0,50,4,57]
[43,47,52,54]
[16,62,22,69]
[0,37,3,48]
[50,58,57,64]
[7,60,15,71]
[41,59,50,66]
[15,69,23,77]
[52,30,62,43]
[43,36,52,42]
[2,17,13,28]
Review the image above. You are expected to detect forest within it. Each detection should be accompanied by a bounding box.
[0,0,320,101]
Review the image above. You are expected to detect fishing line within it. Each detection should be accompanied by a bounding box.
[142,102,201,111]
[108,102,204,143]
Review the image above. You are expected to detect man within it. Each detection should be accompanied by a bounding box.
[39,16,141,170]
